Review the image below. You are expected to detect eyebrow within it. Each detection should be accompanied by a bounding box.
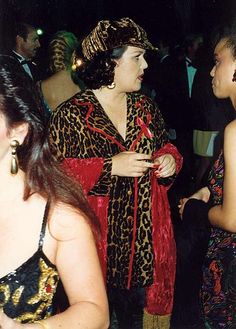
[132,50,145,55]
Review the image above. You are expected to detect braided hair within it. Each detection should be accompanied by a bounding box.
[49,31,79,73]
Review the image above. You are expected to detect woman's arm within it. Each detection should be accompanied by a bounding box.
[209,120,236,232]
[0,204,109,329]
[44,204,109,329]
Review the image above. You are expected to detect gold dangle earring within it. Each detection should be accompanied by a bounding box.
[10,140,19,175]
[71,56,77,71]
[107,81,116,89]
[71,57,83,71]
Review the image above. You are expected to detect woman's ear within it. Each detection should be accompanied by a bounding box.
[9,122,29,145]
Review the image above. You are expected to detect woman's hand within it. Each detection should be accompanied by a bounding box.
[189,186,210,203]
[111,152,153,177]
[154,154,176,178]
[178,186,210,219]
[178,197,189,219]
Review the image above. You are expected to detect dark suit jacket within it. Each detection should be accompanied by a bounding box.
[10,51,40,82]
[156,55,192,132]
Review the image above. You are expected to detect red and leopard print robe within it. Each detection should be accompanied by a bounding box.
[49,89,182,315]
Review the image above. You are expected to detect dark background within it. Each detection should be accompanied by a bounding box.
[2,0,236,41]
[1,0,236,74]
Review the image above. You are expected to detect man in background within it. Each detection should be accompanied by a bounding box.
[11,22,41,81]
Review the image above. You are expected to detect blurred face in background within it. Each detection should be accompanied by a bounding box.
[16,28,40,59]
[211,38,236,102]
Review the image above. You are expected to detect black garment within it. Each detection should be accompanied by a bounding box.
[156,54,195,182]
[171,199,211,328]
[10,51,40,81]
[0,55,48,123]
[108,287,145,329]
[0,201,60,323]
[182,199,211,229]
[156,55,193,131]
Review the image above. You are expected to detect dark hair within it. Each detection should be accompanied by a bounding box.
[2,22,35,52]
[0,55,99,235]
[75,46,127,89]
[212,24,236,59]
[15,22,35,41]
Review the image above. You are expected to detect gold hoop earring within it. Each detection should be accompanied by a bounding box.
[10,140,19,175]
[107,82,116,89]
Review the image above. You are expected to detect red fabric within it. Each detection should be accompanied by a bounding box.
[62,158,109,279]
[144,142,183,314]
[62,142,183,315]
[145,177,176,314]
[62,157,104,194]
[153,142,183,180]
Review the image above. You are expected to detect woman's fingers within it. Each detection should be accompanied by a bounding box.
[112,152,153,177]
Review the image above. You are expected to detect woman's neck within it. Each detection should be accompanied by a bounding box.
[0,168,25,202]
[93,88,126,105]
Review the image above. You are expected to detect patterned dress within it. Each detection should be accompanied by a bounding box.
[49,89,183,315]
[201,151,236,328]
[0,202,59,323]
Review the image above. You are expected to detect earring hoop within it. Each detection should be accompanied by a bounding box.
[107,82,116,89]
[10,140,19,175]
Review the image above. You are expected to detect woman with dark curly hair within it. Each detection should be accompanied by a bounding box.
[49,17,182,329]
[0,55,108,329]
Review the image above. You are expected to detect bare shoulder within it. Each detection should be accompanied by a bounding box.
[223,120,236,165]
[225,119,236,134]
[41,77,54,93]
[49,202,94,242]
[224,120,236,146]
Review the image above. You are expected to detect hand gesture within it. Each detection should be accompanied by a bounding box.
[154,154,176,178]
[111,151,153,177]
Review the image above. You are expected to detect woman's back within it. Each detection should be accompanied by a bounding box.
[40,70,81,111]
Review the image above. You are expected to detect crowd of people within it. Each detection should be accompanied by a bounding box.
[0,14,236,329]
